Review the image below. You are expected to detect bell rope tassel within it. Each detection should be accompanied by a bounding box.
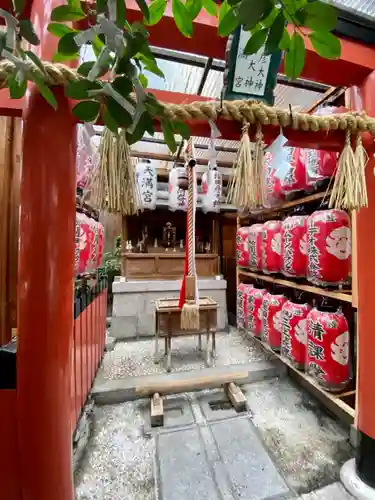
[88,127,140,215]
[353,134,369,209]
[180,147,200,330]
[226,122,253,209]
[252,123,265,208]
[329,130,356,210]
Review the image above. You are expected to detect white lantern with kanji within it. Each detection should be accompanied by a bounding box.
[136,160,157,210]
[168,165,187,211]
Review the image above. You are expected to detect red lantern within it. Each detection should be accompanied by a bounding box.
[280,147,308,195]
[248,224,263,272]
[302,149,337,187]
[76,211,91,275]
[237,284,253,329]
[307,307,351,392]
[281,215,308,278]
[236,226,251,268]
[264,151,284,208]
[88,216,98,272]
[307,210,351,286]
[281,300,311,369]
[262,220,282,274]
[246,286,266,338]
[97,221,104,268]
[262,292,287,351]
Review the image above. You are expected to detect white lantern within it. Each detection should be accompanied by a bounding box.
[136,160,157,210]
[202,166,222,213]
[168,166,187,211]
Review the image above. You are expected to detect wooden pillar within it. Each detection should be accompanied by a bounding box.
[348,73,375,488]
[17,0,76,498]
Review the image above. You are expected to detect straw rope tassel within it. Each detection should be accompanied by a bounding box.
[181,155,200,330]
[354,134,369,209]
[252,123,265,208]
[329,130,356,210]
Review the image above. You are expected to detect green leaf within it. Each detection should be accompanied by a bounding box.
[106,97,133,127]
[92,35,105,58]
[172,121,190,140]
[244,28,268,55]
[172,0,194,37]
[139,73,148,88]
[65,79,102,99]
[279,28,290,50]
[127,112,155,144]
[30,73,57,109]
[53,51,76,63]
[218,1,238,37]
[19,20,40,45]
[136,0,150,21]
[139,55,165,78]
[51,5,85,22]
[12,0,24,15]
[227,0,241,5]
[72,101,101,122]
[203,0,217,16]
[116,57,138,78]
[284,31,305,79]
[145,93,165,117]
[259,6,278,28]
[309,30,341,59]
[265,11,285,54]
[47,23,76,37]
[302,1,337,31]
[102,105,119,135]
[160,119,177,153]
[112,76,133,97]
[0,32,7,54]
[146,0,167,25]
[96,0,108,14]
[58,32,79,56]
[185,0,202,20]
[77,61,95,76]
[115,0,126,28]
[68,0,83,11]
[25,50,47,75]
[8,72,27,99]
[238,0,272,31]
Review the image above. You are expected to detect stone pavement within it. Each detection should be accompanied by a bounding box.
[76,378,354,500]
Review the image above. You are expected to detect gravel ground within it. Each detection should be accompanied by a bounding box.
[75,400,155,500]
[98,328,269,380]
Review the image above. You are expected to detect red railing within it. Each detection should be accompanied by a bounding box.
[70,277,107,432]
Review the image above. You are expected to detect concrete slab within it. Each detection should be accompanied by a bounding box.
[197,391,239,421]
[302,481,354,499]
[143,394,195,434]
[210,418,291,499]
[156,427,219,500]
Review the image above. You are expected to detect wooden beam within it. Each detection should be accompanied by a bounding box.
[224,382,248,412]
[131,150,233,168]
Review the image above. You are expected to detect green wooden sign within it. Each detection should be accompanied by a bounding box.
[223,26,282,106]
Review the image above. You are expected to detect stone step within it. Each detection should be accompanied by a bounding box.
[92,359,285,405]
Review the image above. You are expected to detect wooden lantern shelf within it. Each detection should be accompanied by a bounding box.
[122,252,219,280]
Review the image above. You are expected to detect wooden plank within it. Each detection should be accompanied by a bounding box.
[225,382,248,412]
[252,335,355,423]
[131,150,233,168]
[238,269,353,304]
[151,392,164,427]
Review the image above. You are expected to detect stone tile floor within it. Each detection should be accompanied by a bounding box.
[98,328,271,381]
[76,362,354,500]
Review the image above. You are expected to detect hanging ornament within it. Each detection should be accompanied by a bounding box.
[245,285,266,338]
[281,299,311,369]
[203,121,222,213]
[302,148,337,187]
[279,147,308,196]
[236,226,251,268]
[136,160,157,210]
[262,291,287,350]
[307,210,351,286]
[281,214,308,278]
[307,305,351,392]
[262,220,282,274]
[248,223,263,272]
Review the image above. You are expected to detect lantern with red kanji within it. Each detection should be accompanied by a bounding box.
[263,151,284,208]
[97,220,104,268]
[281,299,311,369]
[246,285,266,338]
[75,211,91,275]
[302,149,337,187]
[237,283,253,329]
[280,147,308,196]
[262,291,287,350]
[262,220,282,274]
[307,305,351,392]
[281,214,308,278]
[248,224,263,272]
[236,226,251,268]
[307,210,351,286]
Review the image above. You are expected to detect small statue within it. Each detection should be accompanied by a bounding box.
[162,222,176,251]
[180,239,184,249]
[205,241,211,253]
[126,240,133,252]
[154,238,158,248]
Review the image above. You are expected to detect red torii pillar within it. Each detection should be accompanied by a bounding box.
[16,0,76,498]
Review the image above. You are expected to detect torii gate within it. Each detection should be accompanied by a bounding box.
[1,1,375,499]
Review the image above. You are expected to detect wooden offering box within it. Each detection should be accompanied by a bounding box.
[155,297,218,372]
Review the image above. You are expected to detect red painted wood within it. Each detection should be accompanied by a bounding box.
[0,390,21,500]
[74,311,83,420]
[80,304,88,402]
